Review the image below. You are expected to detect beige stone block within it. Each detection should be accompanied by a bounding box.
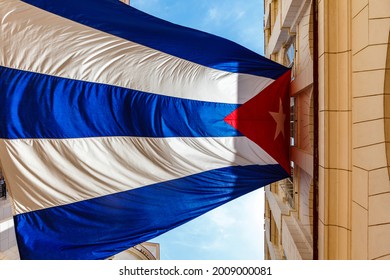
[353,44,389,72]
[387,46,390,72]
[369,193,390,225]
[384,115,390,140]
[352,166,369,209]
[336,0,351,52]
[352,70,386,98]
[352,95,384,123]
[369,0,390,19]
[351,202,368,259]
[352,0,368,18]
[319,166,352,228]
[318,221,327,259]
[369,18,390,45]
[352,6,369,55]
[327,111,351,170]
[386,161,390,183]
[353,143,387,170]
[324,53,351,111]
[319,166,326,223]
[267,192,282,229]
[299,22,310,39]
[327,169,351,229]
[369,167,390,195]
[291,147,313,177]
[326,0,350,53]
[290,66,313,95]
[327,225,350,259]
[319,111,326,167]
[369,224,390,259]
[318,54,326,111]
[385,95,390,118]
[386,70,390,94]
[375,255,390,260]
[353,119,385,148]
[318,0,325,57]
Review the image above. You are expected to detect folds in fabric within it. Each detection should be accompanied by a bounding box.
[0,0,290,259]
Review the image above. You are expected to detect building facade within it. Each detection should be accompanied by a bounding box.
[109,242,160,260]
[263,0,390,260]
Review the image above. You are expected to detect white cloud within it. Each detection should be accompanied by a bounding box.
[236,10,246,20]
[206,205,237,229]
[150,189,265,259]
[204,5,247,27]
[207,7,219,22]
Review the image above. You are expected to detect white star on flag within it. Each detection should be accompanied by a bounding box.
[269,98,286,140]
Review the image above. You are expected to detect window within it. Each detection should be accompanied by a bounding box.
[285,42,295,67]
[281,177,295,209]
[290,97,297,147]
[0,177,6,199]
[284,38,296,80]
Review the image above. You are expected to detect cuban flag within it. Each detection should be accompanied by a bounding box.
[0,0,291,259]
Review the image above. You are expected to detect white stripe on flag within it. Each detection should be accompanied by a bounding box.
[0,137,277,214]
[0,0,273,104]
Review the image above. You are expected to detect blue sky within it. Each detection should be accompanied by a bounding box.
[130,0,266,260]
[131,0,264,55]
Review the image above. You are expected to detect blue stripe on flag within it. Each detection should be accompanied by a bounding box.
[21,0,288,79]
[0,66,240,139]
[14,164,288,260]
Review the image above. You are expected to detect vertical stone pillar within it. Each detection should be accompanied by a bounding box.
[318,0,352,259]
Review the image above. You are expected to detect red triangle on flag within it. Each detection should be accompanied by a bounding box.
[224,70,291,174]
